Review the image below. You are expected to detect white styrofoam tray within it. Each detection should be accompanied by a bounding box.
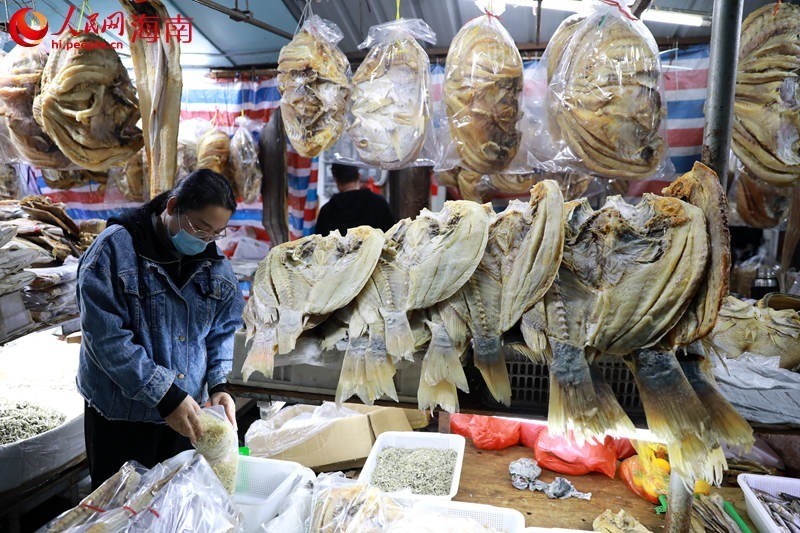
[358,431,465,500]
[415,500,525,533]
[233,455,315,533]
[738,473,800,533]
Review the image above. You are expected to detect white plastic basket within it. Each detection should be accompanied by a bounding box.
[415,500,525,533]
[738,473,800,533]
[233,455,314,533]
[358,431,465,500]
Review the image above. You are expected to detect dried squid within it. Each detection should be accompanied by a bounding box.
[119,0,183,198]
[444,15,523,174]
[0,45,71,169]
[34,32,143,171]
[733,3,800,186]
[347,19,435,169]
[278,15,351,158]
[241,226,383,381]
[549,11,666,179]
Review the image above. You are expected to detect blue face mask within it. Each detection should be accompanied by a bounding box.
[169,218,209,256]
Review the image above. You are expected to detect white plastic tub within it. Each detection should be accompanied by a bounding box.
[738,473,800,533]
[416,500,525,532]
[233,455,315,533]
[358,431,465,500]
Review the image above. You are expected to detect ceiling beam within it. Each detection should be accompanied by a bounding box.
[190,0,294,39]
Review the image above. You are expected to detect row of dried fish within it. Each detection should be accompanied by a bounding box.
[242,162,752,485]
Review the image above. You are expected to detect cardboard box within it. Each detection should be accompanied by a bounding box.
[250,403,413,471]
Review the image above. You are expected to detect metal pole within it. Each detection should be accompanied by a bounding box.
[664,472,693,532]
[701,0,744,188]
[191,0,294,40]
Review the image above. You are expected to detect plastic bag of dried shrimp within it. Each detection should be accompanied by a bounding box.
[278,15,351,158]
[194,405,239,493]
[544,0,672,180]
[230,116,262,203]
[435,9,530,175]
[337,18,436,170]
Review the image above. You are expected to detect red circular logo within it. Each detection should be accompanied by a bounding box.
[9,8,49,47]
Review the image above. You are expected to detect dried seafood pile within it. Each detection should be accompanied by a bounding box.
[0,401,66,445]
[278,15,351,158]
[734,3,800,186]
[241,163,751,487]
[34,32,143,171]
[547,9,666,179]
[347,19,434,169]
[443,15,523,174]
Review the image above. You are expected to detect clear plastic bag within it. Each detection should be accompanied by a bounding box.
[197,128,232,180]
[230,116,263,203]
[730,158,789,228]
[278,15,351,158]
[544,1,671,180]
[341,19,436,170]
[194,405,239,493]
[177,118,210,182]
[438,14,526,175]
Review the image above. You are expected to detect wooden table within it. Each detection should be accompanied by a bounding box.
[455,442,755,531]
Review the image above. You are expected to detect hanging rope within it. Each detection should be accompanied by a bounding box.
[77,0,90,32]
[295,0,313,35]
[396,0,401,20]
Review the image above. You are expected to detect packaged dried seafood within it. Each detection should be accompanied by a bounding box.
[345,19,435,169]
[442,13,523,174]
[547,2,668,179]
[34,32,143,171]
[229,116,262,203]
[734,3,800,186]
[732,162,789,228]
[0,45,72,169]
[119,149,147,201]
[194,406,238,493]
[278,15,351,158]
[197,128,232,180]
[120,0,182,198]
[0,163,19,200]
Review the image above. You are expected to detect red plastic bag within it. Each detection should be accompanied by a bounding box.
[520,421,547,449]
[534,429,617,478]
[610,437,637,460]
[449,414,521,450]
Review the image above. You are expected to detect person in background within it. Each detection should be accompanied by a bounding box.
[315,163,396,236]
[76,169,245,488]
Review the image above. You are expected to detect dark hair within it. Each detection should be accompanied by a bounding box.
[330,163,359,184]
[149,168,237,214]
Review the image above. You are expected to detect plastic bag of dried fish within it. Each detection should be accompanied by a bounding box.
[437,12,526,175]
[545,1,670,180]
[278,15,351,158]
[230,116,262,203]
[341,19,435,170]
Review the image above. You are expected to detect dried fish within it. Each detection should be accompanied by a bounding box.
[230,120,262,203]
[259,108,290,245]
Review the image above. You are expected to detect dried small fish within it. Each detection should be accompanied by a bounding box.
[0,401,65,445]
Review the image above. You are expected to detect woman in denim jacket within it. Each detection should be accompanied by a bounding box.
[76,169,245,487]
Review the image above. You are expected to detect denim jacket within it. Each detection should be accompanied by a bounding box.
[76,221,244,423]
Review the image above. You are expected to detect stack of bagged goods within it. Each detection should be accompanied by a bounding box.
[0,225,37,298]
[23,257,80,325]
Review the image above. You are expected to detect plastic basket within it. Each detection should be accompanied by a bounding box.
[505,353,643,412]
[738,473,800,533]
[415,500,525,533]
[358,431,465,500]
[233,455,314,533]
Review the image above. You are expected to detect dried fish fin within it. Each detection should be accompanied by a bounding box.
[679,356,754,450]
[626,348,722,484]
[242,327,277,382]
[548,339,607,443]
[380,308,416,362]
[422,320,468,393]
[473,335,511,406]
[521,310,552,364]
[418,378,459,414]
[336,337,370,405]
[588,361,636,436]
[276,306,304,354]
[364,324,398,403]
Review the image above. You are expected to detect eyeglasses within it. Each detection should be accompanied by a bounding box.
[181,214,227,242]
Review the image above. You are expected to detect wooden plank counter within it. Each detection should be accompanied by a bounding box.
[454,442,755,531]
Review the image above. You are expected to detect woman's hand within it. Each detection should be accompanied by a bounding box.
[165,395,203,443]
[209,391,237,431]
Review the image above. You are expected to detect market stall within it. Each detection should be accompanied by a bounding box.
[1,0,800,531]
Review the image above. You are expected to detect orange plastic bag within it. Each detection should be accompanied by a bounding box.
[449,414,521,450]
[520,421,547,449]
[534,429,617,478]
[618,455,670,504]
